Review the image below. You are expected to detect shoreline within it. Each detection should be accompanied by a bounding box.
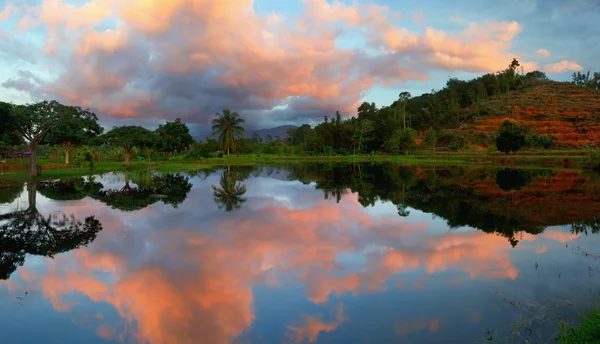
[0,151,593,183]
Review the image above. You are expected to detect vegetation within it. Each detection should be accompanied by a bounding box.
[95,126,158,166]
[42,105,103,165]
[211,109,245,157]
[496,121,527,154]
[0,59,598,176]
[156,118,194,161]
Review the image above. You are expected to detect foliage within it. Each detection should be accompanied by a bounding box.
[572,71,600,90]
[558,310,600,343]
[42,105,103,164]
[496,121,526,153]
[532,135,553,149]
[11,101,64,175]
[0,101,20,147]
[423,128,437,150]
[385,128,417,154]
[156,118,194,160]
[211,109,245,157]
[95,126,158,165]
[585,149,600,171]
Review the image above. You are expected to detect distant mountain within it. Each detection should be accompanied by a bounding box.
[246,125,298,140]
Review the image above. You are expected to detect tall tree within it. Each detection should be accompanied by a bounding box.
[398,91,411,128]
[155,118,194,161]
[43,106,103,165]
[96,126,157,165]
[211,109,245,157]
[352,119,374,155]
[423,128,437,152]
[11,101,63,176]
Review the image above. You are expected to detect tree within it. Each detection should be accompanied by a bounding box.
[155,118,194,161]
[11,101,63,176]
[386,128,417,155]
[398,92,412,128]
[0,102,20,147]
[423,128,437,152]
[211,109,245,157]
[212,168,247,212]
[96,126,157,165]
[496,121,526,154]
[525,70,549,81]
[43,106,103,165]
[352,119,374,155]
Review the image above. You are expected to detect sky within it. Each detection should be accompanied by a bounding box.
[0,0,598,137]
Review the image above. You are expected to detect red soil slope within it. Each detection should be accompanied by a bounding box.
[457,81,600,148]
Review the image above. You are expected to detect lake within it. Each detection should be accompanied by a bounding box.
[1,164,599,344]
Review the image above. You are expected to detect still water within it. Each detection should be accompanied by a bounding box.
[0,164,599,344]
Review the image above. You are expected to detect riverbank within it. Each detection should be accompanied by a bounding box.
[0,150,592,182]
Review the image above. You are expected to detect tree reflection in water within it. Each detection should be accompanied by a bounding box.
[212,166,248,213]
[0,181,102,280]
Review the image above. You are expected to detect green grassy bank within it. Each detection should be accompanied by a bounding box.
[0,150,593,184]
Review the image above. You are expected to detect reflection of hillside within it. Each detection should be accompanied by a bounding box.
[285,164,600,246]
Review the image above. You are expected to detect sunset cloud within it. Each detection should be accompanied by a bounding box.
[0,0,577,131]
[544,60,584,74]
[536,48,551,58]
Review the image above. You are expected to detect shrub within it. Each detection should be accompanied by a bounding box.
[385,128,417,155]
[585,149,600,171]
[449,142,461,152]
[533,135,553,149]
[496,121,526,153]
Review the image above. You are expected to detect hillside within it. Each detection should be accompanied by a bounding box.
[247,125,297,140]
[455,81,600,148]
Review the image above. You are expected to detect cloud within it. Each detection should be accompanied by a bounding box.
[536,48,551,57]
[0,4,13,21]
[543,60,583,74]
[288,304,348,343]
[2,0,545,128]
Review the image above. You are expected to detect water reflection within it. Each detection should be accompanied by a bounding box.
[0,182,102,280]
[92,171,192,211]
[0,165,599,344]
[212,167,248,213]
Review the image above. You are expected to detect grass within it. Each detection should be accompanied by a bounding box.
[0,149,594,182]
[558,309,600,343]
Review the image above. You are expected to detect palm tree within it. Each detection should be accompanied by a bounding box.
[211,109,245,157]
[212,168,247,212]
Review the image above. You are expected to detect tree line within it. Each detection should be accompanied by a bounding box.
[2,59,598,174]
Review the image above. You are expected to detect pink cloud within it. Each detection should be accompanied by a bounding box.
[4,0,548,125]
[288,304,348,343]
[536,48,551,58]
[544,60,583,74]
[0,4,13,21]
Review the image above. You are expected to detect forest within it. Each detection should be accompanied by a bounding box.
[1,59,599,176]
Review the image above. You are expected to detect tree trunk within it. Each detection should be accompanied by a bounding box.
[124,148,131,166]
[62,143,73,165]
[28,141,38,177]
[27,181,37,212]
[227,147,230,157]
